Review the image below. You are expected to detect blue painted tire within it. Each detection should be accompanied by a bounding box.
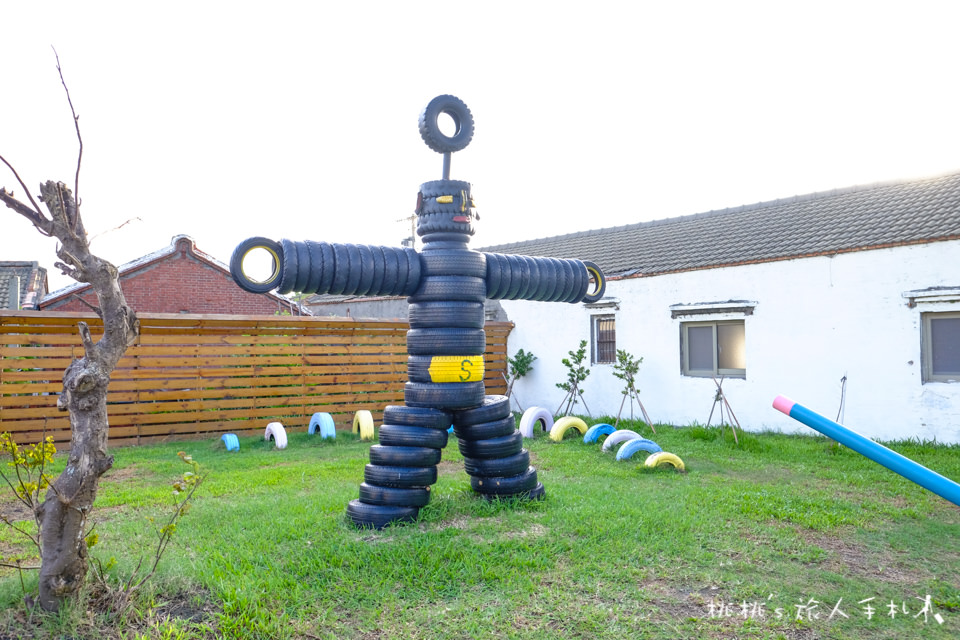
[308,412,336,439]
[221,433,240,452]
[615,438,663,461]
[583,423,616,444]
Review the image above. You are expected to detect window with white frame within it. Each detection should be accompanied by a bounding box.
[922,312,960,382]
[592,315,616,364]
[681,320,746,378]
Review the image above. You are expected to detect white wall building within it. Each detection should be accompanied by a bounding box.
[484,172,960,444]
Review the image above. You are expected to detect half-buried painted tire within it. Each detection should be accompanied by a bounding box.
[615,438,663,461]
[583,423,615,444]
[353,410,375,441]
[308,412,336,439]
[519,406,553,438]
[264,422,288,449]
[601,429,642,453]
[644,451,686,471]
[549,416,588,442]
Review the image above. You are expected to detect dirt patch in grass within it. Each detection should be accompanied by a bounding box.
[797,529,929,584]
[435,460,464,478]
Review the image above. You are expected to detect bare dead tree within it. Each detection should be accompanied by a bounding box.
[0,53,139,612]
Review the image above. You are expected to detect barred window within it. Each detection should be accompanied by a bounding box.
[592,315,616,364]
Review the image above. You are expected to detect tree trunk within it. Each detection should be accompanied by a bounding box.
[2,181,139,611]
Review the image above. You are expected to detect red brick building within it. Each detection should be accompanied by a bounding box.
[40,235,302,315]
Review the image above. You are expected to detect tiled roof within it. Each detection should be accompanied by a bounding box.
[479,171,960,278]
[42,235,307,313]
[0,261,48,309]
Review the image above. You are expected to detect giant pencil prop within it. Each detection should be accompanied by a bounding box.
[773,396,960,507]
[231,96,606,528]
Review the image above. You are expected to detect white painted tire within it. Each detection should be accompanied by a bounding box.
[549,416,589,442]
[264,422,288,449]
[353,410,375,441]
[601,429,641,453]
[519,406,553,438]
[308,412,336,439]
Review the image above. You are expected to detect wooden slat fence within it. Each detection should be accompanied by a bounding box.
[0,311,512,447]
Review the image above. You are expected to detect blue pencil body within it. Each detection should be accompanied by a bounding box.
[774,396,960,507]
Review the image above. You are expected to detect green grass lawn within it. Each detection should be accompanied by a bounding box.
[1,419,958,639]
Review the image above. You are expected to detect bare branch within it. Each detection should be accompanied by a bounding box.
[0,155,46,220]
[53,47,82,215]
[0,185,53,237]
[78,321,96,356]
[89,217,142,245]
[66,293,101,316]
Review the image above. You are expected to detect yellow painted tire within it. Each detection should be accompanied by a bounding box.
[549,416,589,442]
[353,410,375,441]
[644,451,685,471]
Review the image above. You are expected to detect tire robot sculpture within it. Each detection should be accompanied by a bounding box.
[231,95,606,529]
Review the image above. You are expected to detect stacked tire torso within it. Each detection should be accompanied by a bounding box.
[346,179,544,529]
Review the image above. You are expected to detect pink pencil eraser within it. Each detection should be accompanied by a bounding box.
[772,395,795,415]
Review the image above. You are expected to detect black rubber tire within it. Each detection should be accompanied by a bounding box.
[483,253,503,299]
[498,254,520,300]
[400,248,423,296]
[354,245,376,296]
[453,415,516,441]
[406,328,486,356]
[453,395,510,426]
[470,467,538,495]
[378,424,449,449]
[358,482,431,508]
[408,276,486,303]
[276,239,298,294]
[347,499,418,529]
[230,237,283,293]
[303,240,322,294]
[418,234,471,248]
[480,481,545,501]
[572,259,589,302]
[328,243,350,295]
[419,95,474,154]
[463,450,530,478]
[382,405,452,429]
[364,464,438,488]
[416,212,475,237]
[458,431,523,459]
[582,260,606,303]
[404,381,485,409]
[523,256,541,301]
[512,255,533,299]
[367,245,386,296]
[294,241,311,294]
[369,444,442,467]
[532,257,557,302]
[545,258,567,302]
[419,250,486,278]
[419,180,472,199]
[492,254,513,300]
[340,244,361,294]
[408,301,485,329]
[380,247,402,296]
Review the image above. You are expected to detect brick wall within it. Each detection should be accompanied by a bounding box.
[42,239,290,315]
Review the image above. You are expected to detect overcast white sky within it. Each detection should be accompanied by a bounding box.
[2,1,959,291]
